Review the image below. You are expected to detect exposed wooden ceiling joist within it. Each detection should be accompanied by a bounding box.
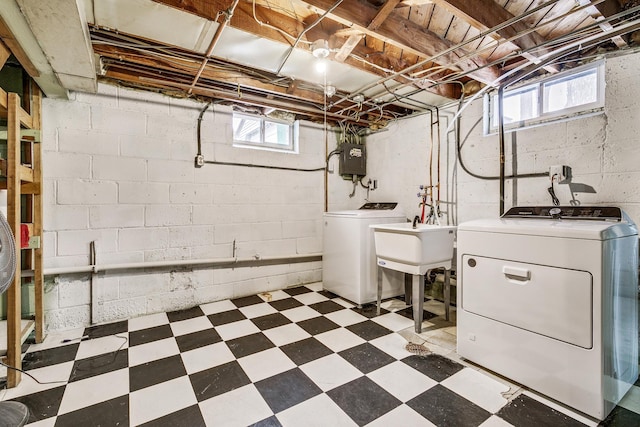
[582,0,628,47]
[104,66,402,126]
[300,13,461,99]
[152,0,306,46]
[422,0,559,72]
[152,0,459,99]
[15,0,635,128]
[334,0,401,62]
[91,28,414,125]
[298,0,500,84]
[92,43,325,104]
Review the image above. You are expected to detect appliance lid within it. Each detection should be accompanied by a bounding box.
[459,206,638,240]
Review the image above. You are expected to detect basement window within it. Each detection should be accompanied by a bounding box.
[485,61,604,133]
[232,112,298,153]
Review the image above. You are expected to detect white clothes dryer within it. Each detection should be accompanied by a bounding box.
[457,206,638,420]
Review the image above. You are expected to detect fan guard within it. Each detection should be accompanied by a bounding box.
[0,211,16,294]
[0,211,28,426]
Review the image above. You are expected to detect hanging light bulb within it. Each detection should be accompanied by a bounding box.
[315,59,327,73]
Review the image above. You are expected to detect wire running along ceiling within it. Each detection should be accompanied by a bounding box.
[80,0,640,128]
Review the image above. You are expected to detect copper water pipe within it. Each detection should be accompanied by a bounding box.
[188,0,240,94]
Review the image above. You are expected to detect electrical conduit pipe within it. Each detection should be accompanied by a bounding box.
[44,253,322,276]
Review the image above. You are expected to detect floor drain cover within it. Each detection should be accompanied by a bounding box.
[405,342,431,356]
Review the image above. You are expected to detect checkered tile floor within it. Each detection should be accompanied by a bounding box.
[1,283,639,426]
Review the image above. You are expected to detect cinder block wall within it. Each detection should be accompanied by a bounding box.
[361,51,640,226]
[41,84,328,330]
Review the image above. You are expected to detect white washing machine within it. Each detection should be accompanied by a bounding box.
[323,203,406,305]
[457,206,638,420]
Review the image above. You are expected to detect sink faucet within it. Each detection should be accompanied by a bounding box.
[412,215,421,229]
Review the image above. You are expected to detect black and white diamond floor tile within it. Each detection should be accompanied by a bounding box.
[2,283,639,427]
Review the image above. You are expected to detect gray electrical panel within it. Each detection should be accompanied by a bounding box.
[339,143,366,176]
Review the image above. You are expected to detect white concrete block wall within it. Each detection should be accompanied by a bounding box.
[361,51,640,227]
[42,84,325,330]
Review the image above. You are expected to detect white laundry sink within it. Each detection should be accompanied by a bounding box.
[371,223,457,275]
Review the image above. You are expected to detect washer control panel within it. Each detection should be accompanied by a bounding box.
[359,202,398,210]
[502,206,622,221]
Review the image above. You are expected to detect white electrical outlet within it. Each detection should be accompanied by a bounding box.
[549,165,571,184]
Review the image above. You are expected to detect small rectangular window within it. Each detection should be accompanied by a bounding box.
[485,62,603,134]
[233,115,261,143]
[233,112,297,153]
[543,68,598,114]
[491,84,538,128]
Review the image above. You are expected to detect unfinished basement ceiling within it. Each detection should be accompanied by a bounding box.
[10,0,640,127]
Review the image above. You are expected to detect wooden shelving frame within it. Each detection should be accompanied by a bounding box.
[1,85,44,388]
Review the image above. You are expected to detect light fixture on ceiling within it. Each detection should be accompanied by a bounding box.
[352,93,365,103]
[325,85,336,97]
[311,39,330,58]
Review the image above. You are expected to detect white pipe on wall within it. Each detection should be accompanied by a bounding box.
[44,253,323,276]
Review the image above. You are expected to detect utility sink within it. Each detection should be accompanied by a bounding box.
[371,223,457,275]
[372,222,457,332]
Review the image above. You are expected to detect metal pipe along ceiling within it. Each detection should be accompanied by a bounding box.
[188,0,241,94]
[328,0,565,109]
[343,0,610,116]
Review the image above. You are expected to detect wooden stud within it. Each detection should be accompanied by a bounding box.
[32,85,44,343]
[0,40,11,71]
[6,92,22,387]
[335,0,400,62]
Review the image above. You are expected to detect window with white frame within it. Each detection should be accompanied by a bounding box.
[232,111,298,153]
[485,62,604,133]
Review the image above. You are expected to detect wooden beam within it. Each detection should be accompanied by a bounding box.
[18,164,33,183]
[104,67,405,125]
[0,182,41,193]
[0,160,32,181]
[154,0,305,45]
[581,0,627,47]
[0,40,11,71]
[400,0,434,5]
[309,23,460,98]
[335,0,401,62]
[369,0,403,30]
[334,33,364,62]
[92,42,326,104]
[299,0,499,84]
[0,16,40,78]
[427,0,558,72]
[334,28,364,37]
[151,0,466,97]
[6,93,22,387]
[0,87,6,110]
[0,87,33,128]
[31,84,44,343]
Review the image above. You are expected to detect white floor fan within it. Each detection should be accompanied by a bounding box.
[0,211,29,426]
